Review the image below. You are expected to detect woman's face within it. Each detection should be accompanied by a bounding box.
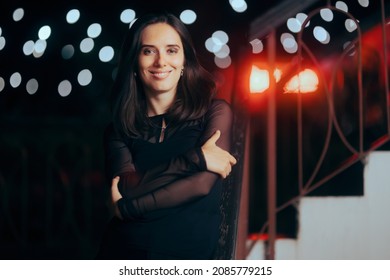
[137,23,185,98]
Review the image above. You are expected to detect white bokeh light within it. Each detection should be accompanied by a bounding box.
[26,79,39,95]
[0,27,4,51]
[250,39,263,54]
[66,9,80,24]
[38,25,51,40]
[229,0,248,13]
[205,37,225,53]
[87,23,102,38]
[77,69,93,86]
[358,0,369,8]
[180,10,197,24]
[287,18,302,33]
[215,44,230,59]
[58,80,72,97]
[345,19,357,32]
[99,46,114,62]
[33,51,44,58]
[10,72,22,88]
[23,40,35,55]
[213,30,229,45]
[335,1,348,12]
[320,8,334,22]
[214,55,231,69]
[313,26,330,44]
[281,33,298,54]
[296,13,310,27]
[0,36,5,51]
[120,9,136,24]
[34,39,47,54]
[13,8,24,22]
[0,77,5,92]
[80,38,94,53]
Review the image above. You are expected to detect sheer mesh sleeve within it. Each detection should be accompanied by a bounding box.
[117,99,234,221]
[104,124,207,198]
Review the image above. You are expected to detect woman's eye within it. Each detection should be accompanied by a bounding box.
[142,48,155,55]
[167,48,178,54]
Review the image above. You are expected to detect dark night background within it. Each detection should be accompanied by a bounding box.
[1,0,389,259]
[0,0,285,259]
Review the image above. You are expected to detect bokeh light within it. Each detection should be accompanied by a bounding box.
[23,40,35,56]
[13,8,24,22]
[229,0,248,13]
[214,55,231,69]
[284,69,319,93]
[77,69,93,86]
[80,38,94,53]
[34,39,47,54]
[26,79,39,95]
[281,33,298,53]
[335,1,348,12]
[66,9,80,24]
[296,13,310,27]
[99,46,114,62]
[10,72,22,88]
[250,39,263,54]
[287,18,302,33]
[180,10,197,24]
[358,0,369,8]
[0,77,5,92]
[58,80,72,97]
[313,26,330,44]
[250,65,269,94]
[87,23,102,38]
[61,44,75,59]
[38,25,52,40]
[120,9,136,24]
[320,8,333,22]
[345,19,357,32]
[0,36,5,51]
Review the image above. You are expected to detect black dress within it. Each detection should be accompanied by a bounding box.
[96,99,233,260]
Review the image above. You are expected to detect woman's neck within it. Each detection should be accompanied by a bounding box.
[145,91,176,116]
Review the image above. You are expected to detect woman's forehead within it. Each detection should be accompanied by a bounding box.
[140,23,183,47]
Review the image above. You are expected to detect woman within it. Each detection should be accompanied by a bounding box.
[97,12,237,260]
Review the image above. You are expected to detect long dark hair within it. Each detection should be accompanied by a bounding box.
[111,12,216,138]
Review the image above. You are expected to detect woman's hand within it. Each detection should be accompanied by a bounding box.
[201,130,237,178]
[110,176,123,219]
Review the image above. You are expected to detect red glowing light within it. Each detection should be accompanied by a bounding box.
[249,66,283,94]
[283,68,319,93]
[250,65,269,94]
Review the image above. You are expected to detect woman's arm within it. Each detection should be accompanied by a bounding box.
[104,123,207,198]
[115,100,237,220]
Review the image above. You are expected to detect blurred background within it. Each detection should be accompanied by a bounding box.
[0,0,389,259]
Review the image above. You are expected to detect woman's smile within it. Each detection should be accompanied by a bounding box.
[149,70,173,79]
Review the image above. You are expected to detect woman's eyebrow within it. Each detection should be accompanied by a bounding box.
[140,44,155,48]
[166,44,181,48]
[140,44,181,48]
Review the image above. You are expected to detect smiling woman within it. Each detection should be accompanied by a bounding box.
[137,23,185,116]
[96,12,237,260]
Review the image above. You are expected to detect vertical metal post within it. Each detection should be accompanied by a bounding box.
[235,119,251,259]
[266,29,277,260]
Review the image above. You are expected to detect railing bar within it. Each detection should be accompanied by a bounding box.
[380,0,390,135]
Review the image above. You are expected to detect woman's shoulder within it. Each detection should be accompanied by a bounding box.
[208,98,233,114]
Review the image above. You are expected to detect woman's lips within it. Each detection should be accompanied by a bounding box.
[149,70,172,79]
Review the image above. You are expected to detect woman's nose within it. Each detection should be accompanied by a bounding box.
[154,53,167,67]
